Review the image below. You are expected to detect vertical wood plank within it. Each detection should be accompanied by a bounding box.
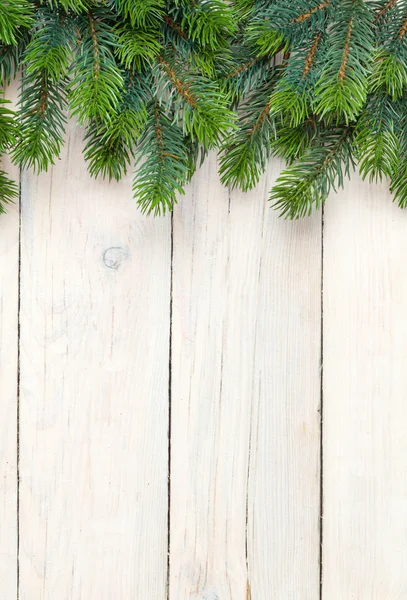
[170,155,321,599]
[18,122,171,599]
[323,177,407,598]
[0,80,19,600]
[245,187,322,600]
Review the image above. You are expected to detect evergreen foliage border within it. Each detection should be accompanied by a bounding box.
[1,0,407,218]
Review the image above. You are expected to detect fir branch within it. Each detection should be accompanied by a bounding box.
[12,70,67,172]
[0,98,17,151]
[0,170,18,213]
[84,107,142,180]
[225,57,256,79]
[370,1,407,99]
[110,0,164,28]
[162,3,235,77]
[0,88,17,211]
[156,53,235,146]
[219,49,270,104]
[315,0,374,123]
[270,118,319,163]
[42,0,92,11]
[245,22,287,57]
[231,0,259,23]
[133,101,190,215]
[116,25,162,70]
[398,13,407,38]
[303,33,321,79]
[270,126,355,218]
[69,9,124,123]
[370,50,407,100]
[158,55,197,106]
[24,9,77,82]
[390,160,407,207]
[12,9,77,171]
[355,94,405,181]
[219,74,277,190]
[374,0,398,23]
[339,18,353,81]
[291,0,331,23]
[0,1,33,46]
[162,3,235,76]
[245,0,334,55]
[181,0,235,50]
[2,0,407,218]
[84,72,149,180]
[0,43,24,86]
[268,33,326,127]
[164,15,188,40]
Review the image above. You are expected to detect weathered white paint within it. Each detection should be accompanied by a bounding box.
[0,91,406,598]
[245,181,322,600]
[323,177,407,599]
[0,81,19,600]
[18,120,171,599]
[170,155,321,599]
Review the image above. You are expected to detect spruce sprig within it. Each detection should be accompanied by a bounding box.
[69,9,124,124]
[133,101,191,215]
[314,0,374,123]
[219,71,278,190]
[0,1,33,46]
[2,0,407,218]
[0,98,18,212]
[270,126,355,218]
[111,0,164,28]
[12,8,75,171]
[84,71,149,180]
[155,51,235,146]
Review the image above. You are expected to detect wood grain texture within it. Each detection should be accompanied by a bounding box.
[18,121,171,599]
[0,80,19,600]
[170,154,321,599]
[323,177,407,599]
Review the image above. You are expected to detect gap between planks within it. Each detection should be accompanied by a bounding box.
[319,204,325,600]
[16,165,22,600]
[167,211,174,600]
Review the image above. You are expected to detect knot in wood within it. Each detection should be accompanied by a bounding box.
[103,247,127,270]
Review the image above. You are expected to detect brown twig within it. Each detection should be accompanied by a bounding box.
[164,16,188,39]
[154,102,163,149]
[399,14,407,38]
[339,19,353,81]
[291,0,331,23]
[374,0,398,22]
[251,103,270,135]
[88,12,100,78]
[225,58,257,79]
[40,86,48,116]
[303,33,321,79]
[158,57,197,107]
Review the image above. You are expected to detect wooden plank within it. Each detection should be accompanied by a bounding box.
[0,80,19,600]
[245,176,322,600]
[323,176,407,598]
[18,122,171,599]
[170,155,322,599]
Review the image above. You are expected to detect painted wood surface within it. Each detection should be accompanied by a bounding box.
[0,79,19,600]
[0,103,406,598]
[170,155,321,599]
[18,120,171,599]
[323,178,407,599]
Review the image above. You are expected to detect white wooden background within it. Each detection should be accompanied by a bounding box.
[1,82,407,600]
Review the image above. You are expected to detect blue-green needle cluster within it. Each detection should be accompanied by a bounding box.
[1,0,407,218]
[221,0,407,217]
[0,0,235,215]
